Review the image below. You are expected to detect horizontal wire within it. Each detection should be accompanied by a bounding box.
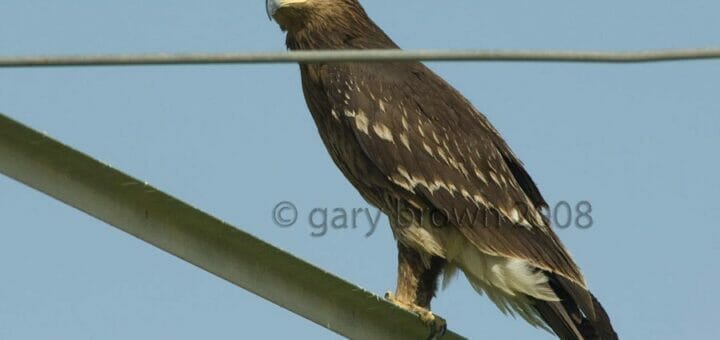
[1,48,719,68]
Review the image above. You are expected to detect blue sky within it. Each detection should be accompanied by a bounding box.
[1,1,718,339]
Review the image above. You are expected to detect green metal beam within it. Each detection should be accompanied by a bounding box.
[0,113,464,340]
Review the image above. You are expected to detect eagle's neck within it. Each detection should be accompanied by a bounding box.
[285,10,398,51]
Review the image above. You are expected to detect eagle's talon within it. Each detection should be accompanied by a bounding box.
[417,310,446,339]
[426,314,447,340]
[417,308,435,323]
[384,291,446,339]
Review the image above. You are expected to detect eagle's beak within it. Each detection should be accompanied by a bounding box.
[266,0,280,20]
[267,0,307,20]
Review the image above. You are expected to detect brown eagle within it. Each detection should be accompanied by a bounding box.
[266,1,617,339]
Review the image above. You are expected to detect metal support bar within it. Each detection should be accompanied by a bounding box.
[0,113,464,340]
[1,48,719,67]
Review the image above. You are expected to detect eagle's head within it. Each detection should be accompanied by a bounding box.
[267,0,396,51]
[266,0,363,32]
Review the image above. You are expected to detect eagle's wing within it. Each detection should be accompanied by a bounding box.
[320,62,585,286]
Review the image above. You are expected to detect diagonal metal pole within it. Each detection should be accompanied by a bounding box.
[0,48,719,67]
[0,113,464,340]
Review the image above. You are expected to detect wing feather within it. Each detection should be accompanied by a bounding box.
[320,62,585,286]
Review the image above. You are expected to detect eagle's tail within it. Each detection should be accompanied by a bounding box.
[531,273,618,340]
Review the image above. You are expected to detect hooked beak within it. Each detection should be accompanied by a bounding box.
[266,0,280,20]
[267,0,307,20]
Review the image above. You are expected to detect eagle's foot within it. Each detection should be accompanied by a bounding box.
[384,291,447,339]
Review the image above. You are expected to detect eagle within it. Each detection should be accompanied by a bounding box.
[266,1,617,339]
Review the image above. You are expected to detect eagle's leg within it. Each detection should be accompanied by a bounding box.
[385,243,446,338]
